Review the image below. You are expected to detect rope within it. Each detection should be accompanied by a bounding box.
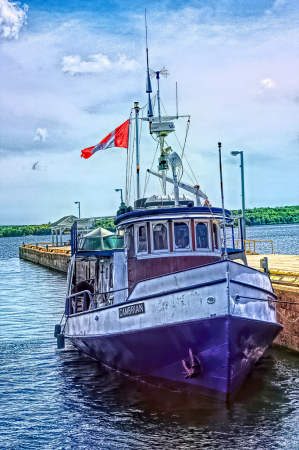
[126,97,157,204]
[277,310,299,323]
[125,112,133,205]
[235,295,299,305]
[128,118,135,204]
[160,98,197,186]
[181,118,190,160]
[143,142,159,198]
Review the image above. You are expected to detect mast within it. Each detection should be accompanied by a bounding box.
[156,72,161,122]
[145,10,153,118]
[134,102,140,200]
[143,12,190,200]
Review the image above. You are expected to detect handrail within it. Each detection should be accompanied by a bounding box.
[235,239,273,255]
[65,290,96,315]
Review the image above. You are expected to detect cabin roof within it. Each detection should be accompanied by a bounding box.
[114,206,231,227]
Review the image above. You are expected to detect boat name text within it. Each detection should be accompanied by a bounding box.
[119,303,145,319]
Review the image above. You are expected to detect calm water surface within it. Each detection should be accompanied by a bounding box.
[228,223,299,255]
[0,229,299,449]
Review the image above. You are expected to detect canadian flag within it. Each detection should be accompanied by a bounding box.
[81,120,129,159]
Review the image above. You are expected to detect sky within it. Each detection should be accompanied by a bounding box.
[0,0,298,225]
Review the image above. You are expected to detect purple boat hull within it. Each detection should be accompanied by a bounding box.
[67,315,282,401]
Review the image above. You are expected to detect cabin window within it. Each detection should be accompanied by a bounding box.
[134,223,148,255]
[109,263,113,288]
[125,225,134,251]
[152,223,168,251]
[213,223,219,250]
[196,222,209,249]
[173,222,190,250]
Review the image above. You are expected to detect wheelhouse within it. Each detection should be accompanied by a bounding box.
[114,206,230,293]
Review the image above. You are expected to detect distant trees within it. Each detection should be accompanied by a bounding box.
[0,218,117,238]
[1,206,298,237]
[94,218,116,232]
[0,224,52,237]
[231,205,299,226]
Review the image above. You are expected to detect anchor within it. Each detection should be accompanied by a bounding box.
[182,349,202,379]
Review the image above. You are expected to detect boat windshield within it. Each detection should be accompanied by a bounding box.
[153,223,168,250]
[196,222,209,248]
[138,226,147,253]
[174,222,190,249]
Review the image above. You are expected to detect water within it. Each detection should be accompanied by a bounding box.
[227,223,299,255]
[1,227,299,449]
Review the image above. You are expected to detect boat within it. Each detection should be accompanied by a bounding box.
[56,25,283,402]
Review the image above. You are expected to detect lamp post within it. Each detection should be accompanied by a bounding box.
[115,189,123,204]
[74,202,80,219]
[230,151,246,239]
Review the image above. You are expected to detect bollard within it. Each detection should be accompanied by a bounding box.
[57,334,65,349]
[54,324,61,337]
[260,257,269,273]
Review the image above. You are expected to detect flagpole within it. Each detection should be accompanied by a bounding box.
[134,102,140,200]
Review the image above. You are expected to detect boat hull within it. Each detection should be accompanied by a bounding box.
[66,315,282,401]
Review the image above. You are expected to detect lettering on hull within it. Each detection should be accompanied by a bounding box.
[119,302,145,319]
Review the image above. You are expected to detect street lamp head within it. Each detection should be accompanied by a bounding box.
[74,201,79,204]
[115,189,123,204]
[230,151,240,156]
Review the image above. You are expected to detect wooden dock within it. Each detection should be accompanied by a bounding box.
[247,254,299,275]
[19,243,71,273]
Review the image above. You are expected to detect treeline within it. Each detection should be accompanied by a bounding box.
[231,205,299,226]
[1,206,298,237]
[0,218,117,237]
[0,224,52,237]
[94,218,116,232]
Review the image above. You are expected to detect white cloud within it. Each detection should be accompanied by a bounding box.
[0,4,298,223]
[61,53,139,75]
[0,0,28,39]
[260,78,276,89]
[273,0,287,11]
[34,127,49,142]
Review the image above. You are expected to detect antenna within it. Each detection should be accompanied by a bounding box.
[145,9,148,56]
[145,9,153,117]
[176,82,178,117]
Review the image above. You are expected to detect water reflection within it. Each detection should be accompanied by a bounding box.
[56,343,299,449]
[0,236,299,449]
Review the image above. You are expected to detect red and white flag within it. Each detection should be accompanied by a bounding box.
[81,120,129,159]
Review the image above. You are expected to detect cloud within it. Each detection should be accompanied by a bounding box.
[0,1,298,224]
[34,127,49,142]
[260,78,276,89]
[61,53,139,75]
[0,0,28,39]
